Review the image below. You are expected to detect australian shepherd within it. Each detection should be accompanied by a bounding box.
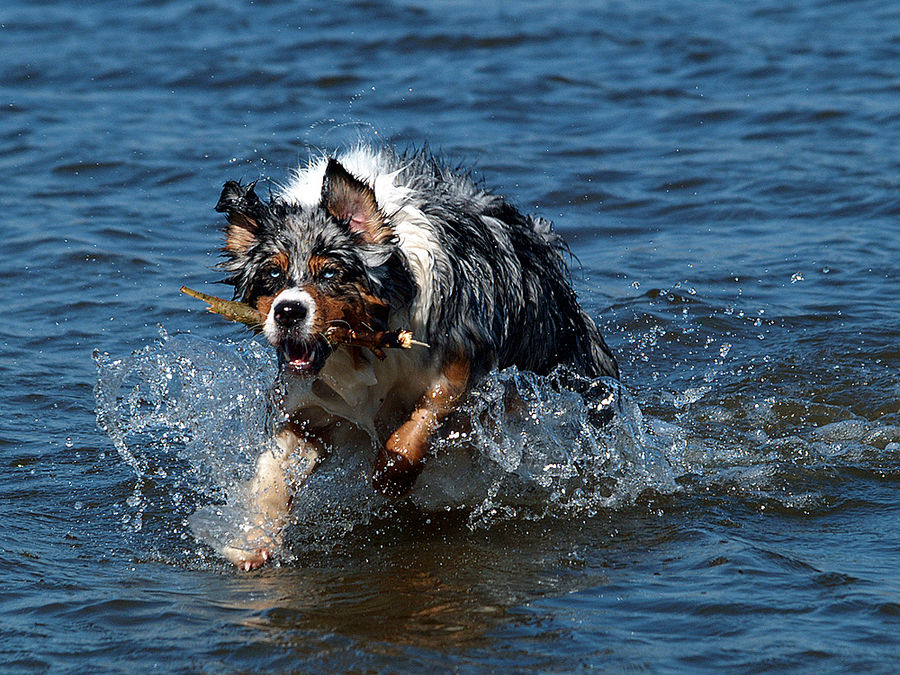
[213,146,618,569]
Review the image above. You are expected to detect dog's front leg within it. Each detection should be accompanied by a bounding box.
[223,422,321,570]
[372,357,470,497]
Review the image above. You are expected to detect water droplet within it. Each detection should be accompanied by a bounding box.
[65,437,74,448]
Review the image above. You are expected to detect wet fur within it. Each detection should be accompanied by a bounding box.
[214,146,618,569]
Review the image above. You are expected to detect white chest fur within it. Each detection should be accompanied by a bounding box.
[281,346,436,442]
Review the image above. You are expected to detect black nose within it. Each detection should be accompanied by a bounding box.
[273,300,308,328]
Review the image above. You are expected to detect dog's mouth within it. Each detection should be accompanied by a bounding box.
[278,336,330,377]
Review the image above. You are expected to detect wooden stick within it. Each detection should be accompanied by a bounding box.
[180,286,428,355]
[180,286,265,328]
[324,326,429,359]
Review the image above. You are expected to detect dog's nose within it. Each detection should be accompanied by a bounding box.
[273,300,309,327]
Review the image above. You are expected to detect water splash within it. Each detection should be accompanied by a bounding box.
[94,328,281,541]
[94,329,678,561]
[419,368,676,526]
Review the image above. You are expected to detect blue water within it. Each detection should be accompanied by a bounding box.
[2,0,899,671]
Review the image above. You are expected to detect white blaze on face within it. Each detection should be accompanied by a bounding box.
[264,287,317,346]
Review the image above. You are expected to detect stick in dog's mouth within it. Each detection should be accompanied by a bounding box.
[180,285,428,361]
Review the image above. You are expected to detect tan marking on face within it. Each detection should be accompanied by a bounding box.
[302,282,387,335]
[355,286,389,327]
[307,255,331,278]
[306,290,356,332]
[255,295,275,318]
[270,251,289,271]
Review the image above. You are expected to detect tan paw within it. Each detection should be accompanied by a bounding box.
[222,545,273,571]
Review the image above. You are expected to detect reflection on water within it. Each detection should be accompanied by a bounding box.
[194,507,652,651]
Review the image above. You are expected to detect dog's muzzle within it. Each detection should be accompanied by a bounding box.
[266,290,329,377]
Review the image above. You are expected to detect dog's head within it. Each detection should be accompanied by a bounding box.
[216,159,414,377]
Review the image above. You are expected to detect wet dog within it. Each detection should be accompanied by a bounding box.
[214,146,618,568]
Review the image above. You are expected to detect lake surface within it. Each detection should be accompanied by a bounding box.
[2,0,899,671]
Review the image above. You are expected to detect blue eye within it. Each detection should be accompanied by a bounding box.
[267,268,282,279]
[320,268,338,281]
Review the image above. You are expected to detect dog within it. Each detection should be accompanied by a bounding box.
[213,146,618,569]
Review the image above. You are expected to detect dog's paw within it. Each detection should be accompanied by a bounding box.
[372,447,422,498]
[221,527,277,571]
[222,544,274,571]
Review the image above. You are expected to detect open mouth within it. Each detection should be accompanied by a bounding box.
[278,337,330,377]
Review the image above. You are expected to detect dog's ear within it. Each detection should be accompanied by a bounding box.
[216,180,263,254]
[322,159,390,243]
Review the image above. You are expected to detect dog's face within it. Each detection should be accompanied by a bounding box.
[217,159,413,377]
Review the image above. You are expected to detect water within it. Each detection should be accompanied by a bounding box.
[2,0,898,671]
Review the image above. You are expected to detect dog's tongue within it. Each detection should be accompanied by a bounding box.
[285,341,316,371]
